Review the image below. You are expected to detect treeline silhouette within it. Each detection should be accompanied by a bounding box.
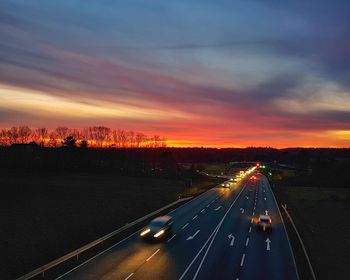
[1,145,349,181]
[0,126,166,148]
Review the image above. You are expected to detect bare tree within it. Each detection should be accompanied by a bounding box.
[0,126,166,148]
[18,126,32,144]
[135,133,146,147]
[36,127,48,146]
[8,127,19,144]
[55,127,69,143]
[48,131,59,147]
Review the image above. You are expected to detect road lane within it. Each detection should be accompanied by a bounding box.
[58,172,298,280]
[58,177,249,280]
[178,174,298,280]
[240,176,299,280]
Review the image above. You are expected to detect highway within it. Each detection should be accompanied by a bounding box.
[57,172,299,280]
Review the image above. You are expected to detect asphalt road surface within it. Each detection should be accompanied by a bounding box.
[58,173,299,280]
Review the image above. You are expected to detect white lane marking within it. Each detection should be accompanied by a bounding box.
[167,234,176,243]
[200,209,205,213]
[206,204,210,208]
[186,230,200,240]
[264,197,267,201]
[253,206,256,210]
[124,272,134,280]
[240,254,246,267]
[249,226,252,233]
[245,237,249,246]
[245,196,249,199]
[192,215,198,220]
[146,248,160,261]
[266,238,271,251]
[228,234,235,246]
[240,208,244,214]
[180,182,248,280]
[214,206,222,211]
[252,211,255,215]
[182,223,189,229]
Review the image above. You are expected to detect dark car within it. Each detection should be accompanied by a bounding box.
[140,216,173,240]
[257,211,272,231]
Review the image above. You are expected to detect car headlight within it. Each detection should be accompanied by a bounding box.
[154,230,165,238]
[140,229,151,236]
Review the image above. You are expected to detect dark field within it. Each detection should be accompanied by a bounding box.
[274,185,350,280]
[1,169,221,279]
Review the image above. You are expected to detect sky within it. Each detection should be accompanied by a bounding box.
[0,0,349,148]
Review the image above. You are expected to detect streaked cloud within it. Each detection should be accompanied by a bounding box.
[0,0,349,147]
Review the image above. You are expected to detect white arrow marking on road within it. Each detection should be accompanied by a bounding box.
[266,238,271,251]
[214,206,222,211]
[246,196,249,199]
[187,230,200,240]
[228,234,235,246]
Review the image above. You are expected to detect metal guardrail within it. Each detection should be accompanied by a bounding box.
[281,204,317,280]
[17,197,192,280]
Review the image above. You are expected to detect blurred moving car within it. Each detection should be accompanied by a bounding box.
[257,211,272,231]
[140,216,173,240]
[221,182,231,188]
[250,175,257,180]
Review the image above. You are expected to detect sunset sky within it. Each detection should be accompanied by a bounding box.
[0,1,349,147]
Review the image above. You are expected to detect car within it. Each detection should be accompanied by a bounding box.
[221,182,231,188]
[257,211,272,231]
[250,175,257,180]
[230,178,238,183]
[140,216,173,240]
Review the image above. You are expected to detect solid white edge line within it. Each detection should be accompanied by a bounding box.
[146,248,160,262]
[266,176,301,280]
[124,272,134,280]
[56,230,140,279]
[56,185,221,279]
[245,237,249,246]
[192,182,249,280]
[179,181,248,280]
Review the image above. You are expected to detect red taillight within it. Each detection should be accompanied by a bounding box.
[269,218,272,223]
[257,217,260,222]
